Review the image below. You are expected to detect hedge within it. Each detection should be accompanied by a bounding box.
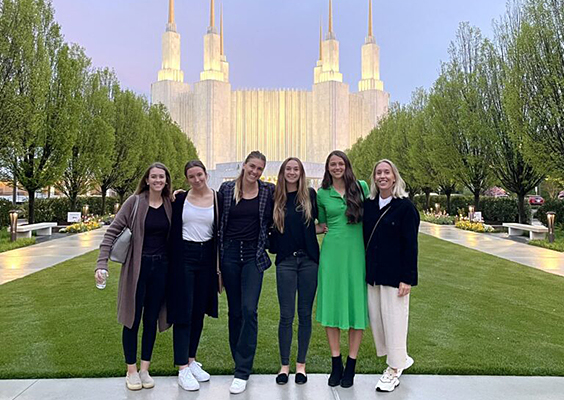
[0,199,14,228]
[413,195,530,224]
[19,197,121,224]
[536,199,564,229]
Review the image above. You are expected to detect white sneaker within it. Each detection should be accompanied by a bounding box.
[229,378,247,394]
[375,367,399,392]
[189,361,211,382]
[178,367,200,391]
[397,356,414,378]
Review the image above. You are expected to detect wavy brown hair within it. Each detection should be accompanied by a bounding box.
[135,162,172,198]
[234,150,267,204]
[273,157,312,233]
[321,150,363,224]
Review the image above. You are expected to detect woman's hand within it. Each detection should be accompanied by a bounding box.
[398,282,411,297]
[95,269,109,284]
[172,188,186,201]
[316,223,328,234]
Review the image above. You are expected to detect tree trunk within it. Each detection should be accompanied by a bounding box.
[517,193,527,224]
[473,191,480,210]
[27,191,36,224]
[12,176,17,206]
[70,193,78,212]
[424,188,432,211]
[100,184,108,215]
[446,192,452,215]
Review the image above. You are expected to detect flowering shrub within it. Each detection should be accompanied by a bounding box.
[455,216,494,233]
[60,216,103,233]
[420,210,456,225]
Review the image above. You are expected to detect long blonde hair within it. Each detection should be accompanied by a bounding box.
[234,151,267,204]
[273,157,312,233]
[369,159,408,200]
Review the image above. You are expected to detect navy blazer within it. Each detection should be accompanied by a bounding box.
[363,197,420,287]
[218,179,275,272]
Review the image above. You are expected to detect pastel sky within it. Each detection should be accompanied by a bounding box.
[50,0,508,104]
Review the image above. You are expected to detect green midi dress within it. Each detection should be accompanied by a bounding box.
[315,181,369,330]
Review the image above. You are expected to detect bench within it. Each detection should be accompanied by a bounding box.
[502,223,548,240]
[9,222,57,239]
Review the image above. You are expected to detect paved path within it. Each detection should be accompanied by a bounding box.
[419,221,564,277]
[0,227,107,285]
[1,375,562,400]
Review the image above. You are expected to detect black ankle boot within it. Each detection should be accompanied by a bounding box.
[340,356,357,388]
[328,355,343,387]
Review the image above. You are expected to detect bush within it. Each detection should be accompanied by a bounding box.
[413,195,529,223]
[0,199,14,228]
[20,196,121,224]
[455,219,495,233]
[420,210,456,225]
[536,199,564,229]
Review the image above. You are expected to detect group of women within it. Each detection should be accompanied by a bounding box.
[95,149,420,394]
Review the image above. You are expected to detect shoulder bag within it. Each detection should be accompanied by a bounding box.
[214,190,224,294]
[109,195,139,264]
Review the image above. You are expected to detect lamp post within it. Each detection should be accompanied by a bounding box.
[114,202,120,214]
[82,204,89,221]
[434,203,440,214]
[9,210,19,242]
[468,205,475,222]
[547,212,556,244]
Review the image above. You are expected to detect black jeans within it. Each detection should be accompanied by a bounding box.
[276,252,318,365]
[222,239,264,380]
[122,254,168,365]
[173,240,215,366]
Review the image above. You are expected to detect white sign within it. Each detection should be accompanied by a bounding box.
[67,212,81,223]
[473,211,482,222]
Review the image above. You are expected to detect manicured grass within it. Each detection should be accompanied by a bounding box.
[0,234,563,378]
[530,229,564,252]
[0,229,36,253]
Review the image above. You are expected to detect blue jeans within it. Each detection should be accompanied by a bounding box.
[221,239,264,380]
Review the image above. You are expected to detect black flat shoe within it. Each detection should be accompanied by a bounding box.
[276,373,289,385]
[295,372,307,385]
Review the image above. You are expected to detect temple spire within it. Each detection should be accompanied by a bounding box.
[319,17,323,60]
[210,0,215,28]
[168,0,174,24]
[220,4,224,55]
[328,0,333,33]
[368,0,373,37]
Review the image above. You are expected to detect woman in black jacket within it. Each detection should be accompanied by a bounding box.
[363,159,420,393]
[270,157,321,385]
[168,160,222,392]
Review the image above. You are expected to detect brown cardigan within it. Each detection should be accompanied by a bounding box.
[96,191,172,332]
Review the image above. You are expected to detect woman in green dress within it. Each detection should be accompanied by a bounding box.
[316,150,369,388]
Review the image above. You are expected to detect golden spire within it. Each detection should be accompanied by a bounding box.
[328,0,333,34]
[368,0,373,37]
[168,0,174,24]
[319,17,323,60]
[220,4,224,55]
[210,0,215,28]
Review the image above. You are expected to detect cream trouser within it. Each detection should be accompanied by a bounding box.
[367,284,410,369]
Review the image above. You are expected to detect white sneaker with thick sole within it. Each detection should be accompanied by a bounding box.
[397,356,414,378]
[189,361,211,382]
[126,372,142,391]
[375,367,399,392]
[178,368,200,391]
[229,378,247,394]
[139,370,155,389]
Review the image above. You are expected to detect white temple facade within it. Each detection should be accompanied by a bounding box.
[151,0,389,181]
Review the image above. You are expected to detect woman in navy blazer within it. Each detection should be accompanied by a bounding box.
[362,159,419,393]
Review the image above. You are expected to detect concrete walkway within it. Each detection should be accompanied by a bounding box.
[419,221,564,277]
[1,375,562,400]
[0,227,107,285]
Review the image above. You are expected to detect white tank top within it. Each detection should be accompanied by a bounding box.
[182,200,214,242]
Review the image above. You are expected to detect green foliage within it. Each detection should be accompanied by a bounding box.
[19,196,120,224]
[420,211,456,225]
[0,199,14,227]
[536,200,564,229]
[529,229,564,252]
[413,195,474,214]
[0,233,36,253]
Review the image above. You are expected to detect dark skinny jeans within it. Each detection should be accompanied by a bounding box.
[173,240,215,366]
[276,252,318,365]
[122,254,168,365]
[221,239,264,380]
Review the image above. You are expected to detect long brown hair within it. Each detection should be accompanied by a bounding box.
[273,157,312,233]
[321,150,363,224]
[135,162,172,198]
[234,150,267,204]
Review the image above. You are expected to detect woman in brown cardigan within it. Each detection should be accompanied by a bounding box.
[96,162,172,391]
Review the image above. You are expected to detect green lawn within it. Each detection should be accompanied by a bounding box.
[0,229,36,253]
[530,229,564,252]
[0,234,563,378]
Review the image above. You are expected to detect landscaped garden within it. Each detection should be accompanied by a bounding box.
[0,229,36,253]
[0,233,562,379]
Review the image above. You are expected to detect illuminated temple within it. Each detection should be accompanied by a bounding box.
[151,0,389,183]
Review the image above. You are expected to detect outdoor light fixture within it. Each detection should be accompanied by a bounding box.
[547,212,556,243]
[435,203,440,213]
[468,205,475,222]
[82,204,89,219]
[9,210,19,242]
[114,203,120,214]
